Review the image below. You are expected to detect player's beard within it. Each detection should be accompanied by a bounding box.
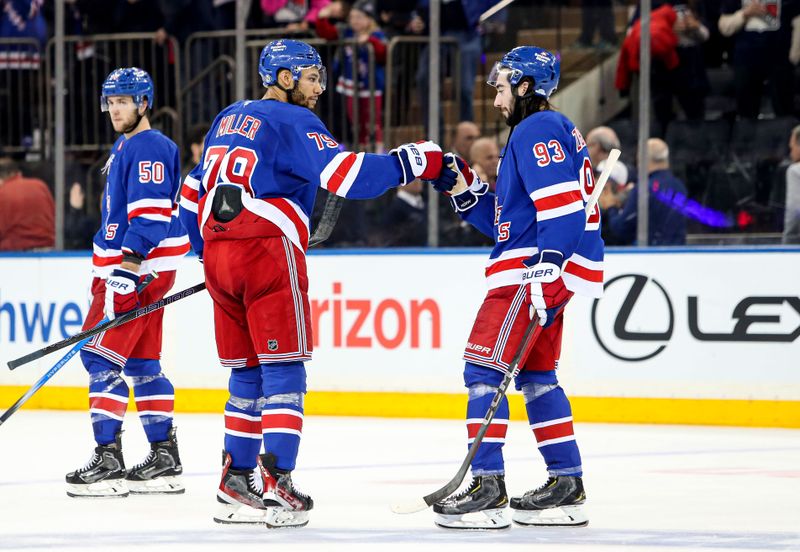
[115,110,144,134]
[290,87,316,110]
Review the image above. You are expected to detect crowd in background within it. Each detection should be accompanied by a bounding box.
[2,0,800,251]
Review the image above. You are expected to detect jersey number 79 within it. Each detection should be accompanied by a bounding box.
[202,146,259,194]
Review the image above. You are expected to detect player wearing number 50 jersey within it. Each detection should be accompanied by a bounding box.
[429,46,604,529]
[66,68,190,499]
[177,39,443,528]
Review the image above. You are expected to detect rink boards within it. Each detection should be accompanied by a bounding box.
[0,248,798,427]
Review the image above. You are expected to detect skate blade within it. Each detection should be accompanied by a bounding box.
[512,505,589,527]
[434,508,511,530]
[127,476,185,495]
[213,502,268,525]
[265,507,309,529]
[66,478,129,498]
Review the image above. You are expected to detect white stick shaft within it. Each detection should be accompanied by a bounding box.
[479,0,516,23]
[585,148,620,222]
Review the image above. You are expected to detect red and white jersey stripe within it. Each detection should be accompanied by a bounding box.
[261,408,304,437]
[320,152,366,198]
[89,392,129,421]
[92,235,191,278]
[529,180,584,222]
[179,175,200,214]
[483,247,603,298]
[127,198,173,223]
[224,411,262,440]
[466,418,508,444]
[531,416,576,448]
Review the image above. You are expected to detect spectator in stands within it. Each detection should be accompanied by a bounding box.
[64,182,98,250]
[376,0,416,38]
[382,179,427,246]
[605,138,688,245]
[783,124,800,244]
[0,0,47,152]
[673,1,710,120]
[586,125,621,167]
[0,152,54,251]
[469,137,499,190]
[450,121,481,160]
[412,0,486,124]
[184,123,209,178]
[317,0,387,150]
[616,3,680,137]
[259,0,330,30]
[597,158,633,245]
[575,0,617,50]
[719,0,800,119]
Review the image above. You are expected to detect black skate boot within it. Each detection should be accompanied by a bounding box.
[213,451,269,525]
[510,475,588,527]
[433,475,510,529]
[260,453,313,529]
[126,427,184,494]
[66,433,128,498]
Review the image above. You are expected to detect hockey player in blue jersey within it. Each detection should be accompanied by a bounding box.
[429,46,604,529]
[178,39,443,527]
[65,68,190,498]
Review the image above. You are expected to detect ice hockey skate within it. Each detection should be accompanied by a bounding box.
[433,474,511,530]
[213,452,269,524]
[125,427,184,494]
[510,475,589,527]
[65,433,129,498]
[260,453,313,529]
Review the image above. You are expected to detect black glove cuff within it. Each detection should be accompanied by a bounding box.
[122,251,145,265]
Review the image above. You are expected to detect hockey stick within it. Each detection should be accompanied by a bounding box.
[8,193,346,370]
[0,273,159,427]
[309,192,345,247]
[8,280,206,370]
[479,0,516,23]
[391,148,620,514]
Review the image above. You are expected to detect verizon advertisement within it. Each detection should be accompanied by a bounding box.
[0,250,798,401]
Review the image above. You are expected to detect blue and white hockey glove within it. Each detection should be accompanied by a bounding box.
[104,268,141,320]
[391,140,443,184]
[521,250,570,328]
[431,153,489,212]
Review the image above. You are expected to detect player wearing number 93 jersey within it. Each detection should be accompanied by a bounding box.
[428,46,603,530]
[177,39,443,527]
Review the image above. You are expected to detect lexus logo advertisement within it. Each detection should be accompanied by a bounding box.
[591,274,800,362]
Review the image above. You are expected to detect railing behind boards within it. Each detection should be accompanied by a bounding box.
[0,38,45,156]
[44,33,182,153]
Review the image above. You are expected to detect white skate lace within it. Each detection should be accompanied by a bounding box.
[129,450,157,472]
[249,469,264,494]
[78,452,101,472]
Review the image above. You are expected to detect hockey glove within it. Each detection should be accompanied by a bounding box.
[521,250,570,328]
[104,268,141,320]
[431,153,489,212]
[392,140,443,184]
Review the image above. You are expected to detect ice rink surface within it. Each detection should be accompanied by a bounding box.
[0,411,798,552]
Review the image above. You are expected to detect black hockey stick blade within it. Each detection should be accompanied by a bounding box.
[309,193,345,247]
[391,318,543,514]
[7,281,206,370]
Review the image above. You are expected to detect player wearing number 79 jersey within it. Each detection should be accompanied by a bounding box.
[428,46,603,530]
[177,39,442,528]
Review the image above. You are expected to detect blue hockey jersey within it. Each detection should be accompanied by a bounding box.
[93,129,190,277]
[179,99,406,256]
[459,110,604,297]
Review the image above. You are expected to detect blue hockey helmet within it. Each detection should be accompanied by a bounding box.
[101,67,154,112]
[487,46,560,99]
[258,39,327,91]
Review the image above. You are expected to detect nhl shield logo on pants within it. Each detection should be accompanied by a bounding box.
[267,339,279,351]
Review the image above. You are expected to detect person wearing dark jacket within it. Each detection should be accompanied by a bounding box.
[606,138,688,245]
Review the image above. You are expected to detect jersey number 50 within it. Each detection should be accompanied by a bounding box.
[203,145,258,194]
